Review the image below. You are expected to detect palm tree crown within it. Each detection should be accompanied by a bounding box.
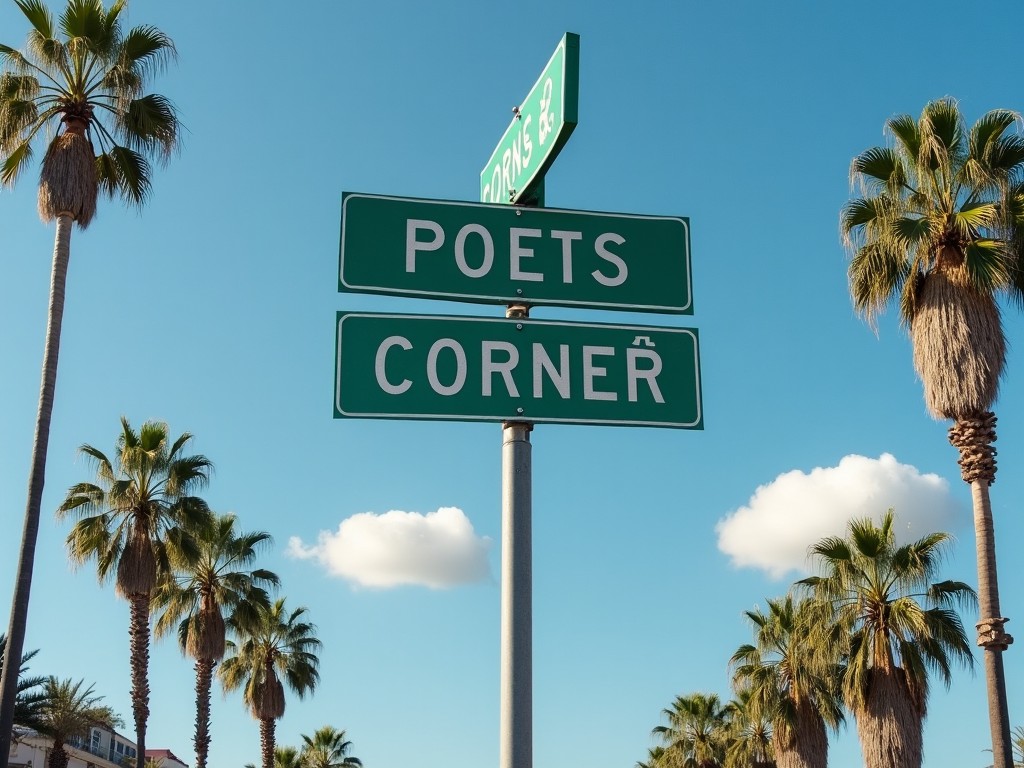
[1,0,181,222]
[841,98,1024,419]
[652,692,730,768]
[220,598,321,768]
[300,726,362,768]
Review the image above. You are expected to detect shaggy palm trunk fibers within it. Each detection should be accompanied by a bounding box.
[194,657,215,768]
[856,668,922,768]
[949,414,1013,768]
[774,702,828,768]
[129,593,151,768]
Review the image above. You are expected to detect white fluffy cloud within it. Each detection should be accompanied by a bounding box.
[715,453,966,579]
[287,506,492,589]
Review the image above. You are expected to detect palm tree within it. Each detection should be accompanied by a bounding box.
[722,690,775,768]
[153,513,278,768]
[56,418,212,768]
[38,677,121,768]
[637,746,667,768]
[219,599,321,768]
[0,634,46,734]
[300,726,362,768]
[730,596,843,768]
[652,692,730,768]
[245,745,304,768]
[0,1,181,755]
[798,511,976,768]
[841,97,1024,768]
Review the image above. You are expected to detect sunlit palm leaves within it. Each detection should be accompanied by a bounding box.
[730,595,842,768]
[220,599,321,768]
[798,511,975,768]
[56,417,211,768]
[0,0,180,212]
[300,726,362,768]
[153,513,277,768]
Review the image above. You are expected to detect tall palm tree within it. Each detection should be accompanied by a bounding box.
[730,596,843,768]
[798,511,976,768]
[56,418,212,768]
[38,677,120,768]
[652,692,730,768]
[0,1,181,756]
[300,726,362,768]
[0,634,46,734]
[153,514,278,768]
[841,97,1024,768]
[219,599,321,768]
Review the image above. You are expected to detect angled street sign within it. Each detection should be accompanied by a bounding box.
[480,32,579,205]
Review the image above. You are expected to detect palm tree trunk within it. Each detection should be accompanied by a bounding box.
[194,657,214,768]
[47,740,70,768]
[774,703,828,768]
[260,716,276,768]
[0,213,74,763]
[970,479,1013,768]
[855,668,922,768]
[130,592,152,768]
[949,415,1013,768]
[47,739,70,768]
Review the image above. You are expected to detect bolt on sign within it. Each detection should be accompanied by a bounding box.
[480,32,579,205]
[334,312,703,429]
[339,192,692,314]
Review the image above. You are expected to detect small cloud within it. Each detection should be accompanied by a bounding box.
[715,453,966,580]
[287,506,492,589]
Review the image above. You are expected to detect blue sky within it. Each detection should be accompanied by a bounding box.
[1,1,1023,767]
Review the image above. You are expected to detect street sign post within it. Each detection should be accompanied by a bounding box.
[480,33,579,205]
[339,192,692,313]
[335,312,702,429]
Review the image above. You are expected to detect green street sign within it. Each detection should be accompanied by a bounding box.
[339,192,692,314]
[334,312,703,429]
[480,32,579,205]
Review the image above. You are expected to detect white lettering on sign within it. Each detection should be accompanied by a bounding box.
[403,219,629,288]
[406,219,444,272]
[427,339,466,396]
[454,224,493,278]
[550,230,582,283]
[482,341,520,397]
[533,343,570,398]
[538,77,555,147]
[592,233,627,287]
[375,335,412,395]
[483,114,535,204]
[582,346,616,401]
[373,336,666,405]
[509,227,543,282]
[626,348,665,403]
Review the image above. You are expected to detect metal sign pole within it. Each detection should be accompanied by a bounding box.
[500,302,532,768]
